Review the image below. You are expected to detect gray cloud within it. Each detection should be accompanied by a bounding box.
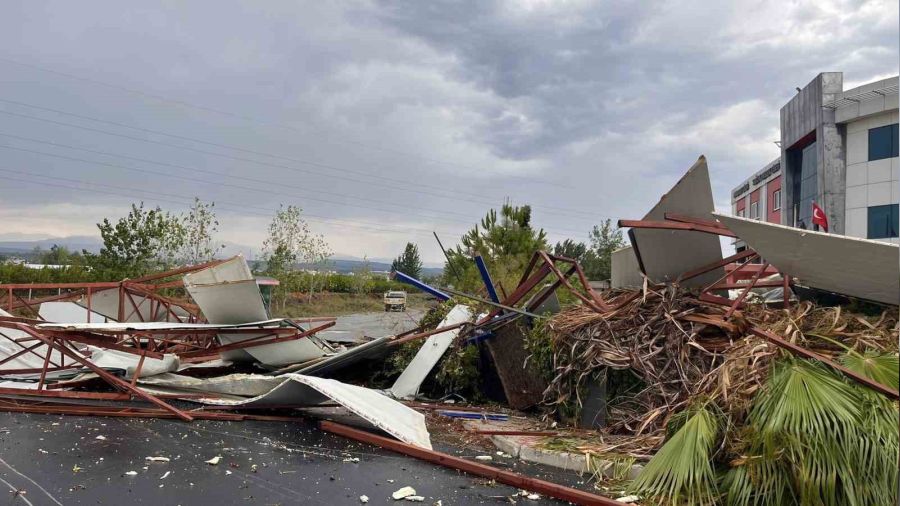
[0,0,895,261]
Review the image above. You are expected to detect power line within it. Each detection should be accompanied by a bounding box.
[0,107,607,223]
[0,132,596,238]
[0,169,465,239]
[0,97,584,213]
[0,56,576,190]
[0,169,582,245]
[0,131,478,227]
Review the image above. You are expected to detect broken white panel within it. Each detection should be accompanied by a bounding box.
[140,372,432,449]
[86,347,179,379]
[74,287,188,322]
[184,256,328,365]
[36,319,284,332]
[611,246,643,289]
[630,156,724,287]
[182,255,253,286]
[714,213,900,305]
[0,308,69,378]
[390,305,472,399]
[39,302,109,323]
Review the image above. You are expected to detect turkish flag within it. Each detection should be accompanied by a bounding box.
[812,202,829,232]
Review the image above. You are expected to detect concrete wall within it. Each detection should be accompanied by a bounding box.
[843,109,899,244]
[780,72,845,233]
[610,246,643,288]
[835,77,900,124]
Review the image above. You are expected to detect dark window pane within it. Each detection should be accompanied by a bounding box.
[867,204,899,239]
[869,125,895,161]
[893,124,899,157]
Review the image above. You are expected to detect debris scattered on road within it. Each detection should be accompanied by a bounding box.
[392,486,416,500]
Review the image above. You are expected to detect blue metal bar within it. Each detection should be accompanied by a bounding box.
[474,255,500,303]
[391,271,451,301]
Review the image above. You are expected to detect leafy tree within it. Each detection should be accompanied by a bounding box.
[179,198,224,265]
[84,202,185,279]
[583,219,626,281]
[33,244,84,266]
[552,239,588,261]
[261,205,331,307]
[445,203,548,293]
[391,242,423,279]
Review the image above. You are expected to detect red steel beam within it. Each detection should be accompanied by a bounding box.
[177,321,336,358]
[478,262,552,325]
[663,212,730,230]
[2,323,193,421]
[679,249,756,282]
[709,281,784,290]
[320,421,620,506]
[748,327,900,400]
[725,262,769,319]
[618,219,737,238]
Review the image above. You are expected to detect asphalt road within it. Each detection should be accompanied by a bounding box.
[319,310,427,344]
[0,412,593,505]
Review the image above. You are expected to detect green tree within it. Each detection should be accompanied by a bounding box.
[179,198,224,265]
[261,205,331,307]
[85,202,185,279]
[551,239,588,261]
[33,244,83,266]
[445,203,548,293]
[391,242,423,279]
[582,219,626,281]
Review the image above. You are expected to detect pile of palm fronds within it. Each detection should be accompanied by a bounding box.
[542,284,757,434]
[540,283,899,504]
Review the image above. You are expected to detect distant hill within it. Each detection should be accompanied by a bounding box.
[0,237,444,277]
[297,259,443,277]
[0,236,102,256]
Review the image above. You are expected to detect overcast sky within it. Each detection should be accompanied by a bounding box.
[0,0,896,263]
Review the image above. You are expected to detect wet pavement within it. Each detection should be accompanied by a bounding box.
[320,310,426,344]
[0,412,594,505]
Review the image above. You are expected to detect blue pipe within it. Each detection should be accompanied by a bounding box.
[474,255,500,303]
[391,271,451,301]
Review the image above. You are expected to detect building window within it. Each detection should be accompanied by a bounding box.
[736,208,745,218]
[867,204,899,239]
[868,124,899,161]
[750,201,759,220]
[772,189,781,211]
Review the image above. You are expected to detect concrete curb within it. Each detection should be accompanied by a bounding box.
[489,433,644,480]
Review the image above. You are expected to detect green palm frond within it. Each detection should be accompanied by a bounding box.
[629,404,721,505]
[840,350,899,391]
[724,359,898,506]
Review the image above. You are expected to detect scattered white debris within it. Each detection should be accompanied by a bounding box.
[495,451,511,458]
[527,493,541,500]
[343,457,360,463]
[145,456,170,463]
[95,435,106,440]
[250,464,258,473]
[159,471,171,480]
[387,479,395,483]
[124,471,138,476]
[392,486,416,500]
[38,449,48,454]
[225,470,232,475]
[434,501,442,506]
[474,455,493,462]
[359,495,369,503]
[616,495,640,503]
[205,456,222,465]
[405,496,425,502]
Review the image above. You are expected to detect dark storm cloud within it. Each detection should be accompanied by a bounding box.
[0,0,895,260]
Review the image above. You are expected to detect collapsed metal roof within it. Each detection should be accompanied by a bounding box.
[714,213,900,305]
